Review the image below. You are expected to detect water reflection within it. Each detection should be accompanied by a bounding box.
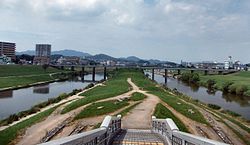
[0,74,103,119]
[222,92,250,107]
[33,85,50,94]
[0,90,13,98]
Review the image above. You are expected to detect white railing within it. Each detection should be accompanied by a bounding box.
[39,115,121,145]
[151,116,229,145]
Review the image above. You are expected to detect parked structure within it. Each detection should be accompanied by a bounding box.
[33,44,51,65]
[0,41,16,61]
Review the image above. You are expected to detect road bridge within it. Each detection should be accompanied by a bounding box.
[50,64,238,83]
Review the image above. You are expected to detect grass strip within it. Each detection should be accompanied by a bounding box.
[130,92,146,101]
[61,70,130,114]
[0,106,58,145]
[154,103,189,133]
[74,100,129,120]
[128,69,208,125]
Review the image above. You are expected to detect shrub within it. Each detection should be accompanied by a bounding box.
[243,90,250,97]
[7,114,19,124]
[207,79,216,89]
[222,81,234,92]
[235,85,248,95]
[180,72,200,83]
[208,104,221,110]
[228,84,237,94]
[190,73,200,83]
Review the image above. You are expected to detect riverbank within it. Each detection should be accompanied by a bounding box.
[1,69,249,145]
[199,71,250,96]
[0,65,72,91]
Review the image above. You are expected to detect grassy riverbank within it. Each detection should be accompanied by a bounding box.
[0,106,58,145]
[0,65,69,89]
[199,71,250,96]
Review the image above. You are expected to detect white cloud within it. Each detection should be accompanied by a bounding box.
[0,0,249,62]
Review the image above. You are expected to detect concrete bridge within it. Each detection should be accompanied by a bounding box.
[50,64,237,83]
[39,115,228,145]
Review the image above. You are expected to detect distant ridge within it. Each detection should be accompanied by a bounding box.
[16,49,177,65]
[17,49,91,57]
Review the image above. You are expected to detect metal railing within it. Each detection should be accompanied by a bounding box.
[151,116,229,145]
[39,115,121,145]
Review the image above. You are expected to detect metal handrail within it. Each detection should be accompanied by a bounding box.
[151,116,229,145]
[39,115,121,145]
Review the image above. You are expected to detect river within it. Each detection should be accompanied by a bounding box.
[0,74,103,119]
[145,72,250,120]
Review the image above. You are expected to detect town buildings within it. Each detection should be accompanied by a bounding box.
[0,41,16,61]
[33,44,51,65]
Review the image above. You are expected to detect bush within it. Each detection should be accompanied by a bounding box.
[7,114,19,124]
[180,72,200,83]
[243,90,250,97]
[228,84,237,94]
[235,85,248,95]
[222,81,234,92]
[208,104,221,110]
[190,73,200,83]
[207,79,216,89]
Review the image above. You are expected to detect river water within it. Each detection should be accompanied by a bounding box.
[145,72,250,120]
[0,74,103,119]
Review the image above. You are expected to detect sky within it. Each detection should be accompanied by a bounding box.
[0,0,250,63]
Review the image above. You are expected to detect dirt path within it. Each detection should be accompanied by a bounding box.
[122,93,160,129]
[16,78,138,145]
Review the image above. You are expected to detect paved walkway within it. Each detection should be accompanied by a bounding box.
[112,129,165,145]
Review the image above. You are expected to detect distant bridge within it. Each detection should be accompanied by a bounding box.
[50,64,238,83]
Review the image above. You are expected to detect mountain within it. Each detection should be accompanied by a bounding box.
[16,50,35,55]
[86,54,116,61]
[126,56,142,62]
[16,49,91,57]
[52,49,91,57]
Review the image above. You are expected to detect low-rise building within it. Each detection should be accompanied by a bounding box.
[0,55,11,64]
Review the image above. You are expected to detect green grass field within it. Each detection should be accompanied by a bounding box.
[154,103,189,132]
[0,65,64,77]
[74,100,129,119]
[199,71,250,96]
[130,92,146,101]
[61,69,131,114]
[0,65,68,89]
[0,106,57,145]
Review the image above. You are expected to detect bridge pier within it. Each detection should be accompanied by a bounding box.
[152,69,154,81]
[218,71,223,75]
[60,66,64,70]
[204,70,208,75]
[165,69,168,84]
[81,67,85,81]
[190,70,194,74]
[104,67,107,81]
[92,67,96,82]
[71,66,75,71]
[177,69,180,75]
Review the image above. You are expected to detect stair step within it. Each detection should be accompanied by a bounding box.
[112,129,166,145]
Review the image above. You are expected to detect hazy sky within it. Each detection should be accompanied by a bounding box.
[0,0,250,63]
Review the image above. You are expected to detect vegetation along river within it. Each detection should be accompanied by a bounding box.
[145,72,250,120]
[0,74,103,119]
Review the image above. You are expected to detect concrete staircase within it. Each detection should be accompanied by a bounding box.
[112,129,166,145]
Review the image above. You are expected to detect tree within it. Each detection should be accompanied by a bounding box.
[42,64,49,72]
